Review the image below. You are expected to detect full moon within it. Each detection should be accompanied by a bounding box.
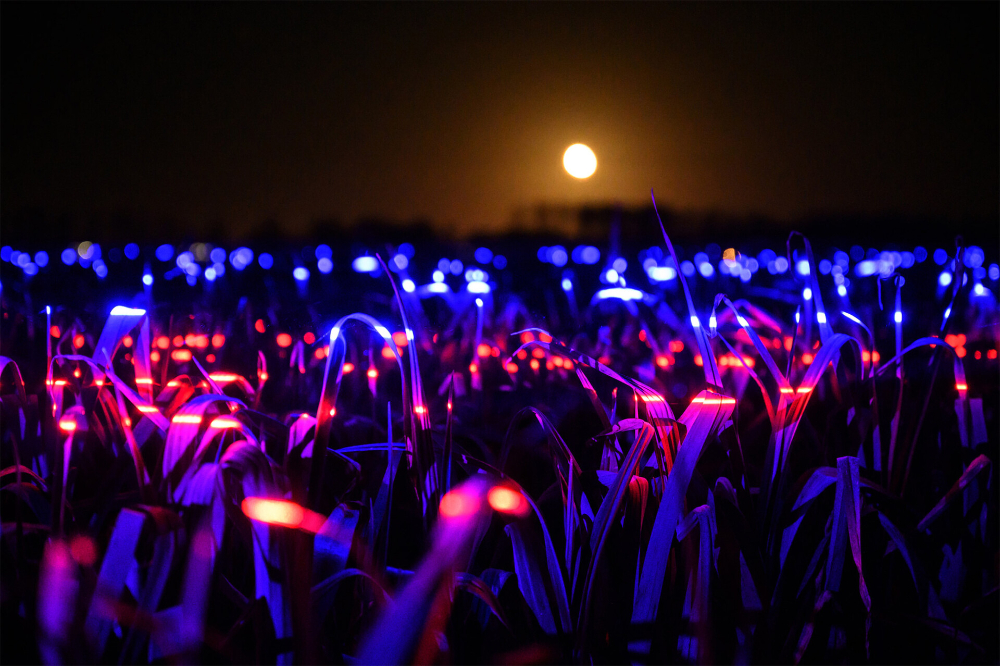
[563,143,597,179]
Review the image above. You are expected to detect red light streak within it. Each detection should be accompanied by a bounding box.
[242,497,304,528]
[172,414,202,425]
[797,387,812,394]
[414,405,427,414]
[135,378,154,385]
[137,405,159,414]
[209,373,239,383]
[209,416,241,429]
[779,387,794,394]
[956,383,968,391]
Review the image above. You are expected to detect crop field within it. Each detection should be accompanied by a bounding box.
[0,223,997,664]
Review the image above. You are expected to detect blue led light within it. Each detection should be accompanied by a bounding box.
[392,254,408,271]
[561,278,573,291]
[773,257,789,273]
[143,273,154,286]
[819,259,832,275]
[258,252,274,269]
[317,257,333,274]
[837,284,847,297]
[680,261,696,277]
[213,262,225,277]
[428,282,449,294]
[795,259,810,276]
[23,262,38,276]
[475,247,493,264]
[0,247,10,262]
[604,268,619,283]
[450,259,463,275]
[95,262,108,279]
[353,256,378,273]
[468,281,490,294]
[989,264,999,281]
[398,242,415,258]
[315,244,333,260]
[432,270,445,282]
[205,267,217,282]
[155,244,174,262]
[803,287,813,301]
[210,247,226,263]
[933,249,948,265]
[293,266,310,281]
[61,248,77,265]
[34,251,49,267]
[492,254,507,269]
[550,246,568,267]
[698,262,714,278]
[938,272,952,287]
[185,274,197,286]
[402,279,416,293]
[647,266,676,281]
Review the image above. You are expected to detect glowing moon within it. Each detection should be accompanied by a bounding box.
[563,143,597,179]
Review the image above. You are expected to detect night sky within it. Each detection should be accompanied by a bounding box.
[2,2,997,240]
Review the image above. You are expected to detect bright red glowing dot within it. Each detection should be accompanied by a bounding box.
[122,335,133,348]
[367,368,378,379]
[69,535,97,566]
[314,347,326,360]
[694,355,704,367]
[242,497,305,528]
[276,333,292,348]
[516,350,527,360]
[210,416,241,429]
[469,363,478,373]
[59,418,77,432]
[956,383,968,391]
[802,353,814,365]
[529,359,540,370]
[656,355,669,368]
[491,347,500,357]
[638,330,647,341]
[784,337,794,352]
[185,334,196,347]
[989,349,998,360]
[150,351,161,362]
[956,347,967,358]
[255,319,266,334]
[329,407,336,417]
[171,349,192,362]
[532,348,545,359]
[73,334,85,349]
[872,351,881,363]
[488,487,527,516]
[206,354,216,363]
[342,362,355,373]
[669,340,685,353]
[553,356,565,368]
[73,368,81,378]
[975,351,981,360]
[173,335,184,347]
[381,346,395,360]
[212,333,226,348]
[520,331,535,344]
[392,331,409,347]
[195,335,210,349]
[477,343,492,358]
[303,332,316,345]
[156,336,170,350]
[414,405,427,414]
[439,490,480,519]
[506,361,518,373]
[50,325,61,338]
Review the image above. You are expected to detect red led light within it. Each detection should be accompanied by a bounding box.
[255,319,266,334]
[303,332,316,345]
[477,343,492,358]
[505,361,518,373]
[488,486,529,517]
[59,417,77,432]
[150,351,161,362]
[173,335,184,347]
[171,349,192,362]
[122,335,133,348]
[381,346,395,360]
[439,489,480,519]
[50,325,61,338]
[212,333,226,347]
[73,334,85,349]
[156,336,170,350]
[392,331,409,347]
[342,362,355,374]
[242,497,304,528]
[276,333,292,348]
[367,368,378,379]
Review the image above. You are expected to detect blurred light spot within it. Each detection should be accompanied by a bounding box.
[492,254,507,269]
[488,486,529,516]
[450,259,463,275]
[938,272,952,287]
[468,281,490,294]
[315,244,332,260]
[172,414,202,425]
[73,334,85,349]
[242,497,305,528]
[255,319,266,334]
[276,333,292,348]
[342,362,355,373]
[402,279,416,292]
[258,253,274,269]
[475,247,493,264]
[367,368,378,379]
[439,489,481,518]
[933,249,948,265]
[317,257,333,274]
[171,349,192,362]
[293,267,309,281]
[69,535,97,566]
